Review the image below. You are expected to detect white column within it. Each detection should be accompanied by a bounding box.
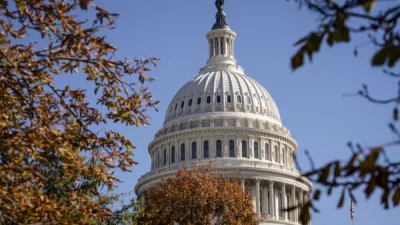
[292,186,296,223]
[224,37,228,56]
[269,181,274,219]
[282,184,287,220]
[256,179,260,217]
[242,179,245,191]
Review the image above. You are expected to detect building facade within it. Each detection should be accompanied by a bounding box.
[135,1,312,224]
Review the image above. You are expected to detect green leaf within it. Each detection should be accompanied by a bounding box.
[365,177,376,198]
[337,188,345,208]
[372,47,388,66]
[363,0,376,13]
[291,49,304,70]
[299,205,311,225]
[334,162,341,177]
[313,189,321,200]
[392,188,400,206]
[359,147,382,174]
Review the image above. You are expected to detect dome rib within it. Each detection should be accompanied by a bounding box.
[164,68,282,126]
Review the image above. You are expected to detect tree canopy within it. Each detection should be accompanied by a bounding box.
[134,167,258,225]
[0,0,158,224]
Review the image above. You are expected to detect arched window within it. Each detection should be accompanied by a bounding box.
[229,140,235,157]
[227,95,232,103]
[207,96,211,104]
[180,143,185,161]
[158,150,161,167]
[247,96,251,104]
[282,148,286,165]
[191,142,197,159]
[242,140,247,158]
[254,141,259,159]
[216,140,222,157]
[188,99,192,106]
[237,95,242,103]
[197,97,201,105]
[203,140,209,158]
[163,148,167,166]
[220,39,224,55]
[274,145,279,163]
[265,143,269,161]
[181,101,184,108]
[210,39,214,56]
[217,95,221,103]
[216,38,219,55]
[171,146,175,163]
[278,193,283,218]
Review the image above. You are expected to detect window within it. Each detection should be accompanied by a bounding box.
[210,39,214,56]
[181,101,184,108]
[274,145,279,163]
[229,140,235,157]
[207,96,211,104]
[227,95,231,103]
[158,151,161,167]
[175,103,178,110]
[242,140,247,158]
[163,148,167,166]
[171,146,175,163]
[197,97,201,105]
[278,193,283,218]
[217,95,221,103]
[203,140,209,158]
[246,96,251,104]
[265,143,269,160]
[188,99,192,106]
[191,142,197,159]
[220,39,224,55]
[282,148,286,165]
[180,143,185,161]
[216,140,222,157]
[254,141,259,159]
[216,38,219,55]
[237,95,242,103]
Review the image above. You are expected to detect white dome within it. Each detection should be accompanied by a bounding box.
[164,66,281,126]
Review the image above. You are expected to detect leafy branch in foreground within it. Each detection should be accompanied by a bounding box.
[287,0,400,224]
[0,0,158,224]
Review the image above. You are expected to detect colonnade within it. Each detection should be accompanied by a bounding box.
[242,178,310,224]
[209,36,234,58]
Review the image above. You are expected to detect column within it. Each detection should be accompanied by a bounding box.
[241,179,245,191]
[256,179,260,217]
[292,186,296,223]
[224,37,228,56]
[217,37,221,56]
[269,181,274,219]
[282,184,287,220]
[263,186,268,218]
[300,190,304,207]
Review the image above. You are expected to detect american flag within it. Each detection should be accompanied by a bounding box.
[350,201,355,221]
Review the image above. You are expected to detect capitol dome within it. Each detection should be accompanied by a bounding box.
[135,1,311,224]
[164,68,282,126]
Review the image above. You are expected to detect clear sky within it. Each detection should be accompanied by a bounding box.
[56,0,397,224]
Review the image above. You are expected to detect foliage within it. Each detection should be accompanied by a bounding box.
[134,166,258,225]
[289,0,400,224]
[0,0,158,224]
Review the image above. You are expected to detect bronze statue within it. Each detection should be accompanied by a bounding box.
[216,0,224,11]
[212,0,228,30]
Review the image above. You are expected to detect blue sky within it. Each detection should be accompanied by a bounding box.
[56,0,397,224]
